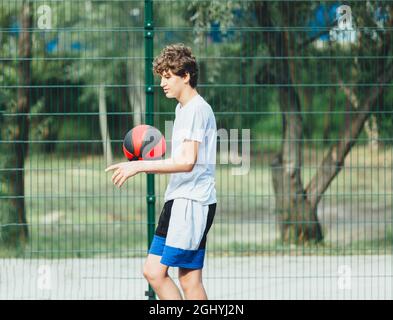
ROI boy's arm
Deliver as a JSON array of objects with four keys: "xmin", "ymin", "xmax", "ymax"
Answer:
[
  {"xmin": 137, "ymin": 139, "xmax": 199, "ymax": 174},
  {"xmin": 105, "ymin": 140, "xmax": 200, "ymax": 187}
]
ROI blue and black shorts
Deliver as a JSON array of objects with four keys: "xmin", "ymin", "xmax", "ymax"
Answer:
[{"xmin": 149, "ymin": 198, "xmax": 216, "ymax": 269}]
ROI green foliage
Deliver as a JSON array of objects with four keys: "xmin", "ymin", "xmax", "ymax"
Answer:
[{"xmin": 185, "ymin": 0, "xmax": 246, "ymax": 43}]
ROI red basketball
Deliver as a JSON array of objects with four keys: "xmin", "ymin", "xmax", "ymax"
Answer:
[{"xmin": 122, "ymin": 125, "xmax": 166, "ymax": 161}]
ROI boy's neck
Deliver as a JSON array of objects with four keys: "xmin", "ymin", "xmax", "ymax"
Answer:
[{"xmin": 178, "ymin": 87, "xmax": 199, "ymax": 108}]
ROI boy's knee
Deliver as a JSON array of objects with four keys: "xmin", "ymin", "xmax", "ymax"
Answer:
[
  {"xmin": 179, "ymin": 277, "xmax": 202, "ymax": 293},
  {"xmin": 143, "ymin": 265, "xmax": 166, "ymax": 283}
]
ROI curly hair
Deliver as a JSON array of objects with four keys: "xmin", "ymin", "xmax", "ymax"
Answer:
[{"xmin": 153, "ymin": 43, "xmax": 198, "ymax": 88}]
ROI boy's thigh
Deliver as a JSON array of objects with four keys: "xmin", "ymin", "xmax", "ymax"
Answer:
[{"xmin": 143, "ymin": 254, "xmax": 169, "ymax": 278}]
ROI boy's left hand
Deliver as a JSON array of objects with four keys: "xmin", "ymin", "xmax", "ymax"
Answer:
[{"xmin": 105, "ymin": 162, "xmax": 140, "ymax": 188}]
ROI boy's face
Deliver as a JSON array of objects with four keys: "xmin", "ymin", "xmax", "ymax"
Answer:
[{"xmin": 160, "ymin": 69, "xmax": 190, "ymax": 100}]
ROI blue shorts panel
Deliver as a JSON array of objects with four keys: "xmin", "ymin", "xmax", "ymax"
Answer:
[
  {"xmin": 161, "ymin": 245, "xmax": 206, "ymax": 269},
  {"xmin": 149, "ymin": 235, "xmax": 205, "ymax": 269},
  {"xmin": 149, "ymin": 235, "xmax": 166, "ymax": 256}
]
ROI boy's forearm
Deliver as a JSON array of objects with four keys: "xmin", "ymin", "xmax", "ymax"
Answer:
[{"xmin": 136, "ymin": 158, "xmax": 193, "ymax": 174}]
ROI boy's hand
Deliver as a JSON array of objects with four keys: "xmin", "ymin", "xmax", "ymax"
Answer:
[{"xmin": 105, "ymin": 162, "xmax": 140, "ymax": 188}]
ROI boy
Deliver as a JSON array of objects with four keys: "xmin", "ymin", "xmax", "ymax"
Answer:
[{"xmin": 105, "ymin": 44, "xmax": 217, "ymax": 300}]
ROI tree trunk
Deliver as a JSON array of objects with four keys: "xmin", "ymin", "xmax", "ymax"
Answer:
[
  {"xmin": 98, "ymin": 85, "xmax": 113, "ymax": 166},
  {"xmin": 127, "ymin": 62, "xmax": 145, "ymax": 127},
  {"xmin": 339, "ymin": 79, "xmax": 379, "ymax": 150},
  {"xmin": 272, "ymin": 66, "xmax": 323, "ymax": 242},
  {"xmin": 0, "ymin": 1, "xmax": 32, "ymax": 247},
  {"xmin": 306, "ymin": 65, "xmax": 393, "ymax": 210}
]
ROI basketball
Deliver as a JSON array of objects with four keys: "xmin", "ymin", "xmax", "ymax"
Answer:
[{"xmin": 122, "ymin": 124, "xmax": 166, "ymax": 161}]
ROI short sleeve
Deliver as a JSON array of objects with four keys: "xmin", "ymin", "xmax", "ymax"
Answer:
[{"xmin": 182, "ymin": 106, "xmax": 207, "ymax": 143}]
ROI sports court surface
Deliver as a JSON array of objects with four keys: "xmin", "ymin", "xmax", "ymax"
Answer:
[{"xmin": 1, "ymin": 256, "xmax": 391, "ymax": 300}]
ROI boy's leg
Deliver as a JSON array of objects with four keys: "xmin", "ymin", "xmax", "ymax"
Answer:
[
  {"xmin": 178, "ymin": 268, "xmax": 207, "ymax": 300},
  {"xmin": 143, "ymin": 254, "xmax": 183, "ymax": 300}
]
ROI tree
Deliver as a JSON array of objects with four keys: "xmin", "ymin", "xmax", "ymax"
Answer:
[
  {"xmin": 255, "ymin": 1, "xmax": 393, "ymax": 243},
  {"xmin": 0, "ymin": 0, "xmax": 32, "ymax": 247}
]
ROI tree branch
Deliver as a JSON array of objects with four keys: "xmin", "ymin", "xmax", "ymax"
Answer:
[{"xmin": 305, "ymin": 63, "xmax": 393, "ymax": 209}]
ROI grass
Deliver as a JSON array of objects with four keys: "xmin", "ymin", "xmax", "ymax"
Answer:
[
  {"xmin": 0, "ymin": 145, "xmax": 392, "ymax": 258},
  {"xmin": 206, "ymin": 221, "xmax": 393, "ymax": 257}
]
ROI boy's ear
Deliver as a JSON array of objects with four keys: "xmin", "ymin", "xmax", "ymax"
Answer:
[{"xmin": 183, "ymin": 72, "xmax": 190, "ymax": 84}]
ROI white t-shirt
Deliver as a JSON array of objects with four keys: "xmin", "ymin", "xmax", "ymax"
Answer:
[{"xmin": 164, "ymin": 94, "xmax": 217, "ymax": 205}]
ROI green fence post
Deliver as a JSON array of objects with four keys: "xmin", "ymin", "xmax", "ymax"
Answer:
[{"xmin": 144, "ymin": 0, "xmax": 156, "ymax": 301}]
